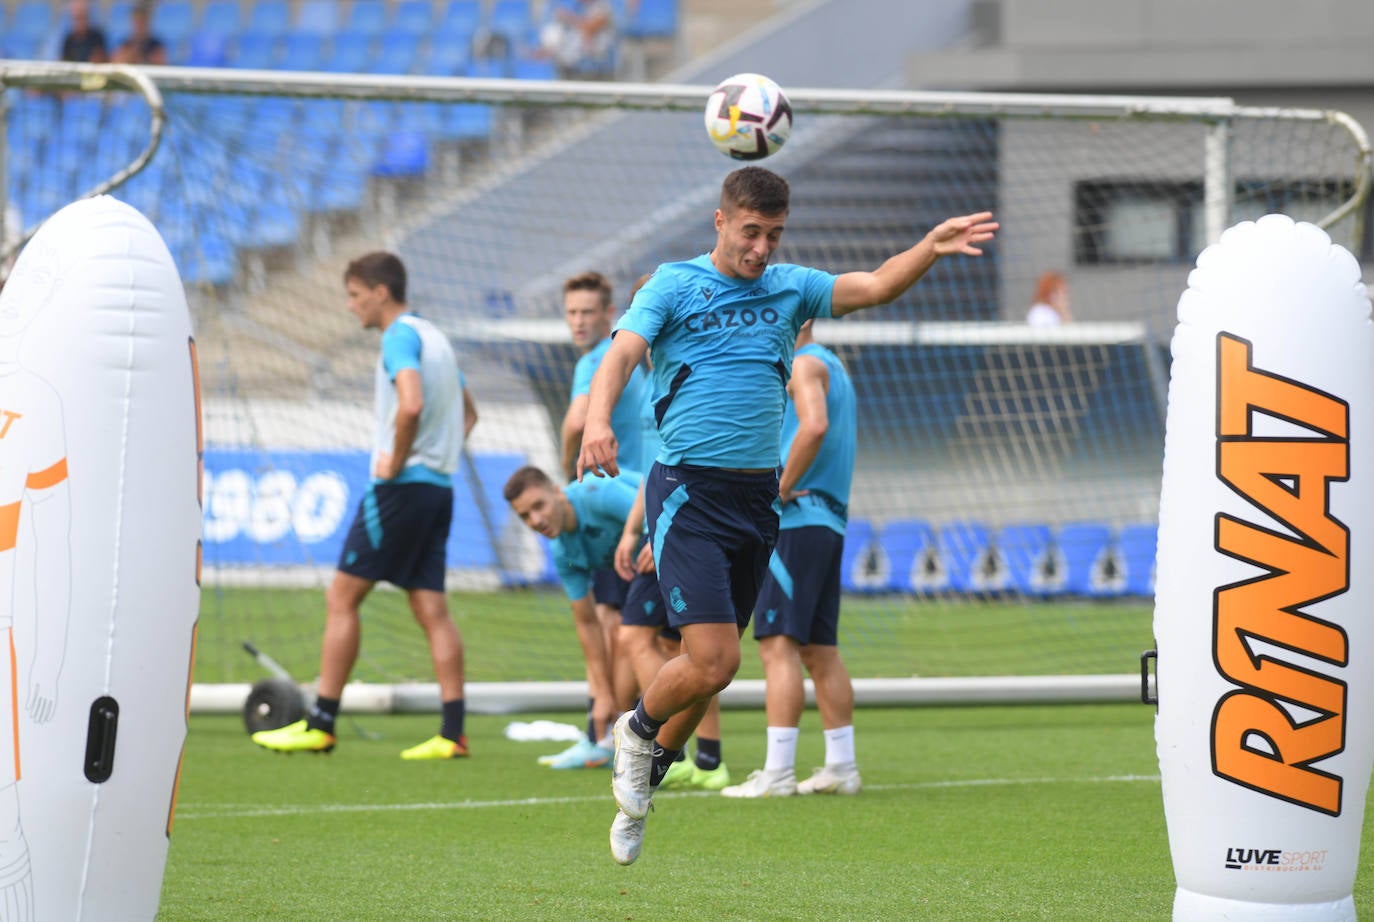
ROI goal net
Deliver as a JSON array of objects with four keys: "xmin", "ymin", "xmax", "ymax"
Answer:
[{"xmin": 1, "ymin": 63, "xmax": 1368, "ymax": 707}]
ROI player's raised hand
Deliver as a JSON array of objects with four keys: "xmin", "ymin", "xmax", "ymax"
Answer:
[
  {"xmin": 576, "ymin": 419, "xmax": 619, "ymax": 480},
  {"xmin": 929, "ymin": 212, "xmax": 998, "ymax": 257}
]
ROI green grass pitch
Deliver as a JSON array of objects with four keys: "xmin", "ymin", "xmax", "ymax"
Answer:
[{"xmin": 161, "ymin": 704, "xmax": 1374, "ymax": 920}]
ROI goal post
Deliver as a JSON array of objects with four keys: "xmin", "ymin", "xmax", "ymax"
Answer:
[{"xmin": 1, "ymin": 61, "xmax": 1369, "ymax": 712}]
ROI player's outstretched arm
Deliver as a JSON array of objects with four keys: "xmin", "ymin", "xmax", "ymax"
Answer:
[
  {"xmin": 576, "ymin": 330, "xmax": 648, "ymax": 480},
  {"xmin": 831, "ymin": 211, "xmax": 998, "ymax": 317}
]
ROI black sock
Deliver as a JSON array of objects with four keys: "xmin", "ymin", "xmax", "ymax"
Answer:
[
  {"xmin": 586, "ymin": 698, "xmax": 597, "ymax": 742},
  {"xmin": 626, "ymin": 700, "xmax": 663, "ymax": 741},
  {"xmin": 440, "ymin": 698, "xmax": 466, "ymax": 742},
  {"xmin": 307, "ymin": 695, "xmax": 339, "ymax": 734},
  {"xmin": 650, "ymin": 746, "xmax": 682, "ymax": 789},
  {"xmin": 695, "ymin": 737, "xmax": 721, "ymax": 771}
]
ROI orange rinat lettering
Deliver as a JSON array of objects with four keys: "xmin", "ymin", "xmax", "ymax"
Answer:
[
  {"xmin": 0, "ymin": 411, "xmax": 20, "ymax": 439},
  {"xmin": 1212, "ymin": 333, "xmax": 1349, "ymax": 816}
]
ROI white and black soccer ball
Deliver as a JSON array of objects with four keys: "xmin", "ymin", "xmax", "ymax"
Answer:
[{"xmin": 703, "ymin": 72, "xmax": 792, "ymax": 161}]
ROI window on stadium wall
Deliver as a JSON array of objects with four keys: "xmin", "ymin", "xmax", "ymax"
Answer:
[{"xmin": 1073, "ymin": 178, "xmax": 1367, "ymax": 264}]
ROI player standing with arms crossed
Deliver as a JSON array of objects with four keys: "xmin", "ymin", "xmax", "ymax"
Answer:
[
  {"xmin": 578, "ymin": 166, "xmax": 996, "ymax": 863},
  {"xmin": 253, "ymin": 252, "xmax": 478, "ymax": 759}
]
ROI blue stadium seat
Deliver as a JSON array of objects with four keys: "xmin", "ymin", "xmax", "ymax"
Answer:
[
  {"xmin": 838, "ymin": 519, "xmax": 887, "ymax": 594},
  {"xmin": 438, "ymin": 103, "xmax": 493, "ymax": 144},
  {"xmin": 371, "ymin": 130, "xmax": 430, "ymax": 178},
  {"xmin": 467, "ymin": 57, "xmax": 508, "ymax": 80},
  {"xmin": 294, "ymin": 0, "xmax": 339, "ymax": 35},
  {"xmin": 623, "ymin": 0, "xmax": 677, "ymax": 39},
  {"xmin": 395, "ymin": 0, "xmax": 439, "ymax": 36},
  {"xmin": 880, "ymin": 519, "xmax": 940, "ymax": 593},
  {"xmin": 108, "ymin": 2, "xmax": 135, "ymax": 32},
  {"xmin": 231, "ymin": 32, "xmax": 280, "ymax": 68},
  {"xmin": 938, "ymin": 520, "xmax": 1007, "ymax": 594},
  {"xmin": 438, "ymin": 0, "xmax": 483, "ymax": 37},
  {"xmin": 2, "ymin": 33, "xmax": 44, "ymax": 60},
  {"xmin": 246, "ymin": 0, "xmax": 291, "ymax": 36},
  {"xmin": 421, "ymin": 33, "xmax": 473, "ymax": 75},
  {"xmin": 326, "ymin": 31, "xmax": 374, "ymax": 72},
  {"xmin": 347, "ymin": 0, "xmax": 388, "ymax": 34},
  {"xmin": 180, "ymin": 231, "xmax": 237, "ymax": 287},
  {"xmin": 998, "ymin": 523, "xmax": 1063, "ymax": 596},
  {"xmin": 153, "ymin": 1, "xmax": 196, "ymax": 45},
  {"xmin": 198, "ymin": 0, "xmax": 242, "ymax": 37},
  {"xmin": 372, "ymin": 32, "xmax": 418, "ymax": 74},
  {"xmin": 11, "ymin": 2, "xmax": 52, "ymax": 40},
  {"xmin": 280, "ymin": 32, "xmax": 326, "ymax": 70},
  {"xmin": 512, "ymin": 56, "xmax": 557, "ymax": 81},
  {"xmin": 1117, "ymin": 524, "xmax": 1158, "ymax": 597},
  {"xmin": 184, "ymin": 32, "xmax": 228, "ymax": 66},
  {"xmin": 488, "ymin": 0, "xmax": 533, "ymax": 44},
  {"xmin": 1057, "ymin": 522, "xmax": 1123, "ymax": 597}
]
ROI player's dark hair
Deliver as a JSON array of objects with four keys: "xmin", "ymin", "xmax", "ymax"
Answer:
[
  {"xmin": 563, "ymin": 270, "xmax": 613, "ymax": 307},
  {"xmin": 344, "ymin": 251, "xmax": 407, "ymax": 304},
  {"xmin": 720, "ymin": 166, "xmax": 790, "ymax": 216},
  {"xmin": 503, "ymin": 465, "xmax": 555, "ymax": 502}
]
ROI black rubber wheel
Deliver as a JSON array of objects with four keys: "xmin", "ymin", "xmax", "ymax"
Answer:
[{"xmin": 242, "ymin": 678, "xmax": 307, "ymax": 735}]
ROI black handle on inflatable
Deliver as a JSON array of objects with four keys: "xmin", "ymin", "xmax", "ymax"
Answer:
[
  {"xmin": 83, "ymin": 696, "xmax": 120, "ymax": 783},
  {"xmin": 1139, "ymin": 650, "xmax": 1158, "ymax": 708}
]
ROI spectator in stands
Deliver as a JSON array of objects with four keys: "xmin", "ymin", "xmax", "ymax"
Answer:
[
  {"xmin": 540, "ymin": 0, "xmax": 617, "ymax": 78},
  {"xmin": 113, "ymin": 2, "xmax": 168, "ymax": 66},
  {"xmin": 1026, "ymin": 270, "xmax": 1071, "ymax": 326},
  {"xmin": 252, "ymin": 252, "xmax": 478, "ymax": 762},
  {"xmin": 577, "ymin": 165, "xmax": 995, "ymax": 865},
  {"xmin": 60, "ymin": 0, "xmax": 109, "ymax": 63}
]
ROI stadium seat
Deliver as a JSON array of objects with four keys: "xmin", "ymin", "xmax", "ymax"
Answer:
[
  {"xmin": 346, "ymin": 1, "xmax": 387, "ymax": 33},
  {"xmin": 438, "ymin": 103, "xmax": 493, "ymax": 144},
  {"xmin": 280, "ymin": 32, "xmax": 326, "ymax": 71},
  {"xmin": 1117, "ymin": 523, "xmax": 1158, "ymax": 597},
  {"xmin": 881, "ymin": 519, "xmax": 941, "ymax": 593},
  {"xmin": 622, "ymin": 0, "xmax": 677, "ymax": 39},
  {"xmin": 108, "ymin": 2, "xmax": 135, "ymax": 32},
  {"xmin": 839, "ymin": 519, "xmax": 887, "ymax": 594},
  {"xmin": 488, "ymin": 0, "xmax": 534, "ymax": 45},
  {"xmin": 180, "ymin": 231, "xmax": 237, "ymax": 288},
  {"xmin": 421, "ymin": 33, "xmax": 473, "ymax": 75},
  {"xmin": 246, "ymin": 0, "xmax": 291, "ymax": 36},
  {"xmin": 2, "ymin": 33, "xmax": 44, "ymax": 60},
  {"xmin": 395, "ymin": 0, "xmax": 440, "ymax": 37},
  {"xmin": 198, "ymin": 0, "xmax": 242, "ymax": 37},
  {"xmin": 938, "ymin": 520, "xmax": 1008, "ymax": 594},
  {"xmin": 372, "ymin": 32, "xmax": 418, "ymax": 75},
  {"xmin": 326, "ymin": 31, "xmax": 374, "ymax": 73},
  {"xmin": 231, "ymin": 32, "xmax": 280, "ymax": 68},
  {"xmin": 11, "ymin": 2, "xmax": 52, "ymax": 40},
  {"xmin": 371, "ymin": 130, "xmax": 430, "ymax": 178},
  {"xmin": 153, "ymin": 1, "xmax": 196, "ymax": 45},
  {"xmin": 1057, "ymin": 522, "xmax": 1123, "ymax": 597},
  {"xmin": 998, "ymin": 523, "xmax": 1064, "ymax": 596},
  {"xmin": 294, "ymin": 0, "xmax": 339, "ymax": 35},
  {"xmin": 438, "ymin": 0, "xmax": 483, "ymax": 38},
  {"xmin": 184, "ymin": 32, "xmax": 228, "ymax": 66},
  {"xmin": 512, "ymin": 56, "xmax": 557, "ymax": 81}
]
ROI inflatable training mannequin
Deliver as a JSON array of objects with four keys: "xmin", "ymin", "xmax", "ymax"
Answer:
[
  {"xmin": 0, "ymin": 195, "xmax": 200, "ymax": 920},
  {"xmin": 1154, "ymin": 214, "xmax": 1373, "ymax": 920}
]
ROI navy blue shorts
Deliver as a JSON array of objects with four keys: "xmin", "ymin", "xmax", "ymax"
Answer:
[
  {"xmin": 338, "ymin": 482, "xmax": 453, "ymax": 591},
  {"xmin": 592, "ymin": 568, "xmax": 630, "ymax": 609},
  {"xmin": 754, "ymin": 525, "xmax": 845, "ymax": 646},
  {"xmin": 622, "ymin": 569, "xmax": 665, "ymax": 628},
  {"xmin": 645, "ymin": 462, "xmax": 779, "ymax": 630}
]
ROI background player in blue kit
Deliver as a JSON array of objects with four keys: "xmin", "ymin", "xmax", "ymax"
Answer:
[
  {"xmin": 254, "ymin": 252, "xmax": 478, "ymax": 760},
  {"xmin": 722, "ymin": 319, "xmax": 862, "ymax": 799},
  {"xmin": 576, "ymin": 166, "xmax": 996, "ymax": 864},
  {"xmin": 503, "ymin": 465, "xmax": 642, "ymax": 769}
]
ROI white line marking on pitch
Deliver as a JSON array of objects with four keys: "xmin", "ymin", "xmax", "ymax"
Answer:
[{"xmin": 177, "ymin": 774, "xmax": 1161, "ymax": 821}]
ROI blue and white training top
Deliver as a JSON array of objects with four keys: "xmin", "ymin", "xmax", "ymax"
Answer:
[
  {"xmin": 614, "ymin": 255, "xmax": 836, "ymax": 469},
  {"xmin": 374, "ymin": 312, "xmax": 465, "ymax": 487},
  {"xmin": 551, "ymin": 472, "xmax": 642, "ymax": 600},
  {"xmin": 780, "ymin": 342, "xmax": 856, "ymax": 535},
  {"xmin": 572, "ymin": 336, "xmax": 647, "ymax": 477}
]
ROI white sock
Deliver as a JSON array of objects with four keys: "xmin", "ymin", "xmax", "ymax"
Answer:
[
  {"xmin": 823, "ymin": 725, "xmax": 856, "ymax": 766},
  {"xmin": 763, "ymin": 726, "xmax": 798, "ymax": 772}
]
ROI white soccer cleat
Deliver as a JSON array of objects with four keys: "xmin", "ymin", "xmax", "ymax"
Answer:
[
  {"xmin": 720, "ymin": 767, "xmax": 797, "ymax": 799},
  {"xmin": 609, "ymin": 809, "xmax": 646, "ymax": 865},
  {"xmin": 796, "ymin": 762, "xmax": 862, "ymax": 796},
  {"xmin": 611, "ymin": 712, "xmax": 655, "ymax": 819}
]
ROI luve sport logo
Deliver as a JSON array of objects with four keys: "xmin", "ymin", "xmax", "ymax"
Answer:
[{"xmin": 1210, "ymin": 332, "xmax": 1349, "ymax": 817}]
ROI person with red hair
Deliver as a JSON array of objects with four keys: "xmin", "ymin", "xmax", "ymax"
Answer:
[{"xmin": 1027, "ymin": 270, "xmax": 1071, "ymax": 326}]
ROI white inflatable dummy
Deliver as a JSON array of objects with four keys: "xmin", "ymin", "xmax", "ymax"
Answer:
[
  {"xmin": 1154, "ymin": 214, "xmax": 1373, "ymax": 920},
  {"xmin": 0, "ymin": 196, "xmax": 201, "ymax": 920}
]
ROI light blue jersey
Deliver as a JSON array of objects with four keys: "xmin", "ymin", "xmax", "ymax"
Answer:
[
  {"xmin": 551, "ymin": 473, "xmax": 642, "ymax": 600},
  {"xmin": 572, "ymin": 336, "xmax": 647, "ymax": 476},
  {"xmin": 615, "ymin": 256, "xmax": 836, "ymax": 469},
  {"xmin": 780, "ymin": 343, "xmax": 855, "ymax": 535},
  {"xmin": 375, "ymin": 313, "xmax": 465, "ymax": 487}
]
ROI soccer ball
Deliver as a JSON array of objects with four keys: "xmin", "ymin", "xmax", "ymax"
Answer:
[{"xmin": 704, "ymin": 73, "xmax": 792, "ymax": 161}]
